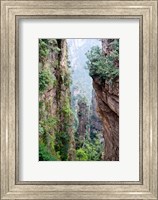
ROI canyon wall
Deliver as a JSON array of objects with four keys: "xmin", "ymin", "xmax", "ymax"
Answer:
[
  {"xmin": 77, "ymin": 98, "xmax": 89, "ymax": 142},
  {"xmin": 90, "ymin": 90, "xmax": 104, "ymax": 142},
  {"xmin": 93, "ymin": 39, "xmax": 119, "ymax": 161},
  {"xmin": 39, "ymin": 39, "xmax": 75, "ymax": 161}
]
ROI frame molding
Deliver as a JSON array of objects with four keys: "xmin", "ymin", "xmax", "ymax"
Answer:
[{"xmin": 1, "ymin": 0, "xmax": 157, "ymax": 199}]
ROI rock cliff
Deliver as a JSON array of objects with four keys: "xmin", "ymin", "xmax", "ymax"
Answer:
[
  {"xmin": 93, "ymin": 39, "xmax": 119, "ymax": 161},
  {"xmin": 39, "ymin": 39, "xmax": 75, "ymax": 161},
  {"xmin": 90, "ymin": 90, "xmax": 104, "ymax": 142},
  {"xmin": 77, "ymin": 97, "xmax": 89, "ymax": 142}
]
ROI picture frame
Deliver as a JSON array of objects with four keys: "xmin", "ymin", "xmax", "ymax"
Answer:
[{"xmin": 0, "ymin": 0, "xmax": 157, "ymax": 199}]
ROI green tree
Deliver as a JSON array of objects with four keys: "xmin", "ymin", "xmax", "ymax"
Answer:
[
  {"xmin": 76, "ymin": 148, "xmax": 88, "ymax": 161},
  {"xmin": 86, "ymin": 40, "xmax": 119, "ymax": 82}
]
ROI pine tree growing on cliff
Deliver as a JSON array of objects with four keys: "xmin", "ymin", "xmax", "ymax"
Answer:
[{"xmin": 85, "ymin": 39, "xmax": 119, "ymax": 82}]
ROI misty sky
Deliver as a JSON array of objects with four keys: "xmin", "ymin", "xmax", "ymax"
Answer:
[{"xmin": 67, "ymin": 39, "xmax": 101, "ymax": 104}]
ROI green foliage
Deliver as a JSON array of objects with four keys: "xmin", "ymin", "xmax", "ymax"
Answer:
[
  {"xmin": 39, "ymin": 123, "xmax": 45, "ymax": 136},
  {"xmin": 39, "ymin": 100, "xmax": 46, "ymax": 121},
  {"xmin": 55, "ymin": 97, "xmax": 72, "ymax": 161},
  {"xmin": 39, "ymin": 115, "xmax": 58, "ymax": 156},
  {"xmin": 62, "ymin": 98, "xmax": 73, "ymax": 117},
  {"xmin": 39, "ymin": 39, "xmax": 61, "ymax": 63},
  {"xmin": 48, "ymin": 39, "xmax": 61, "ymax": 53},
  {"xmin": 83, "ymin": 137, "xmax": 103, "ymax": 161},
  {"xmin": 39, "ymin": 116, "xmax": 58, "ymax": 136},
  {"xmin": 39, "ymin": 39, "xmax": 49, "ymax": 62},
  {"xmin": 39, "ymin": 39, "xmax": 74, "ymax": 161},
  {"xmin": 53, "ymin": 60, "xmax": 59, "ymax": 70},
  {"xmin": 52, "ymin": 46, "xmax": 61, "ymax": 53},
  {"xmin": 74, "ymin": 132, "xmax": 84, "ymax": 149},
  {"xmin": 75, "ymin": 134, "xmax": 103, "ymax": 161},
  {"xmin": 73, "ymin": 95, "xmax": 104, "ymax": 161},
  {"xmin": 38, "ymin": 38, "xmax": 106, "ymax": 161},
  {"xmin": 63, "ymin": 72, "xmax": 72, "ymax": 87},
  {"xmin": 39, "ymin": 69, "xmax": 54, "ymax": 92},
  {"xmin": 111, "ymin": 39, "xmax": 119, "ymax": 52},
  {"xmin": 55, "ymin": 131, "xmax": 70, "ymax": 161},
  {"xmin": 39, "ymin": 122, "xmax": 62, "ymax": 161},
  {"xmin": 76, "ymin": 148, "xmax": 88, "ymax": 161},
  {"xmin": 86, "ymin": 40, "xmax": 119, "ymax": 82},
  {"xmin": 39, "ymin": 142, "xmax": 57, "ymax": 161}
]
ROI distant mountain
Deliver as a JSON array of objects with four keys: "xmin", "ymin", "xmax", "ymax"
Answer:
[{"xmin": 67, "ymin": 39, "xmax": 101, "ymax": 104}]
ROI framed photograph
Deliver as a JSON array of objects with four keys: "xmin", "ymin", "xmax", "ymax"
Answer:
[{"xmin": 0, "ymin": 0, "xmax": 157, "ymax": 199}]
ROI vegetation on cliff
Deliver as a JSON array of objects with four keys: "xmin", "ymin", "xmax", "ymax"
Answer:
[
  {"xmin": 39, "ymin": 39, "xmax": 119, "ymax": 161},
  {"xmin": 86, "ymin": 39, "xmax": 119, "ymax": 82},
  {"xmin": 86, "ymin": 39, "xmax": 119, "ymax": 161},
  {"xmin": 39, "ymin": 39, "xmax": 74, "ymax": 161}
]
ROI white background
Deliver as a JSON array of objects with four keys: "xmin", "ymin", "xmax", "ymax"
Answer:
[{"xmin": 19, "ymin": 19, "xmax": 139, "ymax": 181}]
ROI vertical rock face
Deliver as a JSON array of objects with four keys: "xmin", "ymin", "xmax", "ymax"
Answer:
[
  {"xmin": 39, "ymin": 39, "xmax": 75, "ymax": 161},
  {"xmin": 93, "ymin": 39, "xmax": 119, "ymax": 161},
  {"xmin": 77, "ymin": 98, "xmax": 89, "ymax": 142},
  {"xmin": 55, "ymin": 40, "xmax": 75, "ymax": 160},
  {"xmin": 90, "ymin": 90, "xmax": 104, "ymax": 142}
]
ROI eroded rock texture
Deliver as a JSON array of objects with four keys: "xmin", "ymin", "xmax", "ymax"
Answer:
[
  {"xmin": 77, "ymin": 98, "xmax": 89, "ymax": 142},
  {"xmin": 90, "ymin": 90, "xmax": 104, "ymax": 143},
  {"xmin": 93, "ymin": 39, "xmax": 119, "ymax": 161},
  {"xmin": 39, "ymin": 39, "xmax": 75, "ymax": 161}
]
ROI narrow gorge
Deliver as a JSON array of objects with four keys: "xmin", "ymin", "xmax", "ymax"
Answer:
[{"xmin": 39, "ymin": 38, "xmax": 119, "ymax": 161}]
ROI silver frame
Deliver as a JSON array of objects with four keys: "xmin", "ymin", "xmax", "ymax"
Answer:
[{"xmin": 0, "ymin": 1, "xmax": 157, "ymax": 199}]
